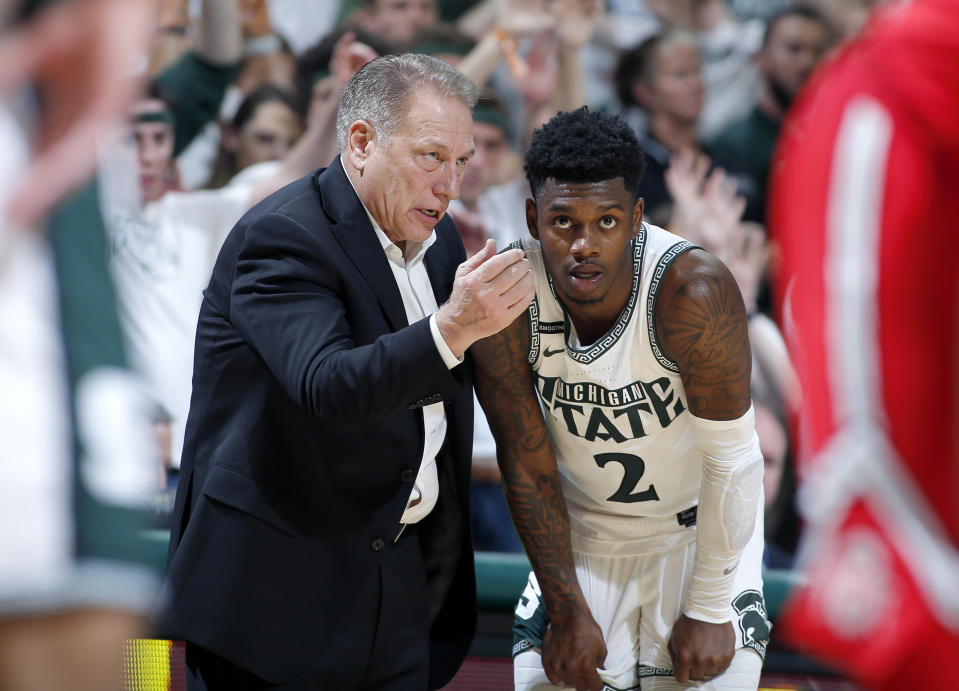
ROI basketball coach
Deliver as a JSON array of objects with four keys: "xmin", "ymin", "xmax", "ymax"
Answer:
[{"xmin": 154, "ymin": 53, "xmax": 534, "ymax": 690}]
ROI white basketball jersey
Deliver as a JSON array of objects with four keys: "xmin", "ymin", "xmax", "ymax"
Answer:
[{"xmin": 518, "ymin": 224, "xmax": 701, "ymax": 556}]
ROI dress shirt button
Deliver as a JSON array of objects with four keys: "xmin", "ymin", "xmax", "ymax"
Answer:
[
  {"xmin": 370, "ymin": 538, "xmax": 385, "ymax": 551},
  {"xmin": 400, "ymin": 469, "xmax": 414, "ymax": 483}
]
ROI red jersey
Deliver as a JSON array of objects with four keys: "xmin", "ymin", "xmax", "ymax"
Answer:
[{"xmin": 771, "ymin": 1, "xmax": 959, "ymax": 687}]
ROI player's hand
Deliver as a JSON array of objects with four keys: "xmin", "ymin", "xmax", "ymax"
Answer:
[
  {"xmin": 667, "ymin": 614, "xmax": 735, "ymax": 683},
  {"xmin": 436, "ymin": 239, "xmax": 534, "ymax": 358},
  {"xmin": 541, "ymin": 610, "xmax": 607, "ymax": 691}
]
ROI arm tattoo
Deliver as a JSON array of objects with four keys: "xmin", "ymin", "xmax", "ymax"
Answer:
[
  {"xmin": 471, "ymin": 316, "xmax": 584, "ymax": 618},
  {"xmin": 659, "ymin": 269, "xmax": 752, "ymax": 419}
]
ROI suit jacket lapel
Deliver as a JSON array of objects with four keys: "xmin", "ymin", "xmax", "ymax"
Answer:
[{"xmin": 320, "ymin": 159, "xmax": 408, "ymax": 332}]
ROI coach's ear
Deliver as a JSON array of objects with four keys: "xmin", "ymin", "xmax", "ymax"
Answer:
[
  {"xmin": 346, "ymin": 120, "xmax": 376, "ymax": 171},
  {"xmin": 526, "ymin": 198, "xmax": 539, "ymax": 240}
]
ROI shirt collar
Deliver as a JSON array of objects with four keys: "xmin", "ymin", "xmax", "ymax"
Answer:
[{"xmin": 339, "ymin": 157, "xmax": 436, "ymax": 265}]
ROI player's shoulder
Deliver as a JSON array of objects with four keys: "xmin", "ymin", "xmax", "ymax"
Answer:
[
  {"xmin": 654, "ymin": 246, "xmax": 742, "ymax": 332},
  {"xmin": 661, "ymin": 245, "xmax": 730, "ymax": 294}
]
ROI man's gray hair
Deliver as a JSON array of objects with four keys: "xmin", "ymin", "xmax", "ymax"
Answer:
[{"xmin": 336, "ymin": 53, "xmax": 479, "ymax": 152}]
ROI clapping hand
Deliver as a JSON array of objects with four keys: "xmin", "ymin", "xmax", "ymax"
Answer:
[{"xmin": 665, "ymin": 149, "xmax": 746, "ymax": 257}]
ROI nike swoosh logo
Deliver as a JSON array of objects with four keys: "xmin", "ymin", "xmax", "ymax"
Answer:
[
  {"xmin": 723, "ymin": 562, "xmax": 739, "ymax": 575},
  {"xmin": 543, "ymin": 347, "xmax": 565, "ymax": 357}
]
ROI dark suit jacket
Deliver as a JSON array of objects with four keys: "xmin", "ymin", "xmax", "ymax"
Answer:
[{"xmin": 156, "ymin": 159, "xmax": 477, "ymax": 687}]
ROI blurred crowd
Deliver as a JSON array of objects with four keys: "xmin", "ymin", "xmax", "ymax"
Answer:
[
  {"xmin": 0, "ymin": 0, "xmax": 896, "ymax": 686},
  {"xmin": 126, "ymin": 0, "xmax": 860, "ymax": 569},
  {"xmin": 8, "ymin": 0, "xmax": 888, "ymax": 561}
]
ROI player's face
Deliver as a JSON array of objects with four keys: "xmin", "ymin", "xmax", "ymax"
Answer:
[
  {"xmin": 348, "ymin": 88, "xmax": 474, "ymax": 250},
  {"xmin": 528, "ymin": 177, "xmax": 643, "ymax": 320}
]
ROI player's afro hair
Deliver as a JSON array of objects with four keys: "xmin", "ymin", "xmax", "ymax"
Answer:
[{"xmin": 524, "ymin": 107, "xmax": 646, "ymax": 203}]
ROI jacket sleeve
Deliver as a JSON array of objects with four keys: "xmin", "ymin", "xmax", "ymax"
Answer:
[{"xmin": 227, "ymin": 211, "xmax": 466, "ymax": 432}]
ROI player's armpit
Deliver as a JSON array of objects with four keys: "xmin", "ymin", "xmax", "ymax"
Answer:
[{"xmin": 655, "ymin": 249, "xmax": 752, "ymax": 421}]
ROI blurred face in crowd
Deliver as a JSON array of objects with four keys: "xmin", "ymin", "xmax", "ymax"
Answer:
[
  {"xmin": 754, "ymin": 402, "xmax": 787, "ymax": 512},
  {"xmin": 761, "ymin": 14, "xmax": 830, "ymax": 107},
  {"xmin": 226, "ymin": 99, "xmax": 303, "ymax": 173},
  {"xmin": 460, "ymin": 121, "xmax": 508, "ymax": 208},
  {"xmin": 347, "ymin": 87, "xmax": 474, "ymax": 250},
  {"xmin": 131, "ymin": 99, "xmax": 175, "ymax": 204},
  {"xmin": 636, "ymin": 36, "xmax": 704, "ymax": 126},
  {"xmin": 366, "ymin": 0, "xmax": 438, "ymax": 47}
]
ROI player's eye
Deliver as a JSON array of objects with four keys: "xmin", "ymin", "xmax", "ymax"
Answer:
[
  {"xmin": 554, "ymin": 216, "xmax": 573, "ymax": 229},
  {"xmin": 599, "ymin": 216, "xmax": 617, "ymax": 229},
  {"xmin": 426, "ymin": 151, "xmax": 439, "ymax": 160},
  {"xmin": 456, "ymin": 156, "xmax": 470, "ymax": 166}
]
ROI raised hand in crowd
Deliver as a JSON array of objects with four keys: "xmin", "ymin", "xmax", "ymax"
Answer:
[
  {"xmin": 665, "ymin": 148, "xmax": 745, "ymax": 257},
  {"xmin": 723, "ymin": 221, "xmax": 768, "ymax": 315},
  {"xmin": 553, "ymin": 0, "xmax": 603, "ymax": 51},
  {"xmin": 305, "ymin": 30, "xmax": 378, "ymax": 169},
  {"xmin": 0, "ymin": 0, "xmax": 155, "ymax": 228}
]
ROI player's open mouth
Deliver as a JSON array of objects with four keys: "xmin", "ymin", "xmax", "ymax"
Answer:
[
  {"xmin": 418, "ymin": 208, "xmax": 440, "ymax": 219},
  {"xmin": 569, "ymin": 265, "xmax": 602, "ymax": 289}
]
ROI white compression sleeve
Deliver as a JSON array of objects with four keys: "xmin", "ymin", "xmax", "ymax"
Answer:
[{"xmin": 684, "ymin": 405, "xmax": 763, "ymax": 623}]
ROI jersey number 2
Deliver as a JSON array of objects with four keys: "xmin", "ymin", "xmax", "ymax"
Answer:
[{"xmin": 595, "ymin": 453, "xmax": 660, "ymax": 503}]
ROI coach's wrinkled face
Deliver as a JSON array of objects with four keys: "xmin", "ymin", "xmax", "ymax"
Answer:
[
  {"xmin": 527, "ymin": 177, "xmax": 643, "ymax": 322},
  {"xmin": 347, "ymin": 87, "xmax": 474, "ymax": 253}
]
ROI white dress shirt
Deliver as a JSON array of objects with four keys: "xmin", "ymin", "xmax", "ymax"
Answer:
[{"xmin": 341, "ymin": 159, "xmax": 462, "ymax": 524}]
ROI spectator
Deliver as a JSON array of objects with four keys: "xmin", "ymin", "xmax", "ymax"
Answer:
[
  {"xmin": 753, "ymin": 401, "xmax": 794, "ymax": 570},
  {"xmin": 107, "ymin": 43, "xmax": 358, "ymax": 477},
  {"xmin": 173, "ymin": 0, "xmax": 303, "ymax": 190},
  {"xmin": 448, "ymin": 94, "xmax": 526, "ymax": 252},
  {"xmin": 343, "ymin": 0, "xmax": 440, "ymax": 50},
  {"xmin": 643, "ymin": 0, "xmax": 765, "ymax": 139},
  {"xmin": 616, "ymin": 29, "xmax": 707, "ymax": 225},
  {"xmin": 203, "ymin": 83, "xmax": 304, "ymax": 190},
  {"xmin": 709, "ymin": 5, "xmax": 831, "ymax": 223},
  {"xmin": 410, "ymin": 21, "xmax": 477, "ymax": 66}
]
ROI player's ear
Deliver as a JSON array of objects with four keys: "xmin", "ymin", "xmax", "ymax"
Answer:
[
  {"xmin": 526, "ymin": 197, "xmax": 539, "ymax": 239},
  {"xmin": 631, "ymin": 197, "xmax": 644, "ymax": 239}
]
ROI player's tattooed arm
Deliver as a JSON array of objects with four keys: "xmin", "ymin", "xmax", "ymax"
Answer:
[
  {"xmin": 471, "ymin": 312, "xmax": 577, "ymax": 614},
  {"xmin": 471, "ymin": 314, "xmax": 607, "ymax": 690},
  {"xmin": 655, "ymin": 249, "xmax": 752, "ymax": 421}
]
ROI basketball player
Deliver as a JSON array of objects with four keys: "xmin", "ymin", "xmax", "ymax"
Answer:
[
  {"xmin": 472, "ymin": 107, "xmax": 768, "ymax": 691},
  {"xmin": 771, "ymin": 1, "xmax": 959, "ymax": 688}
]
